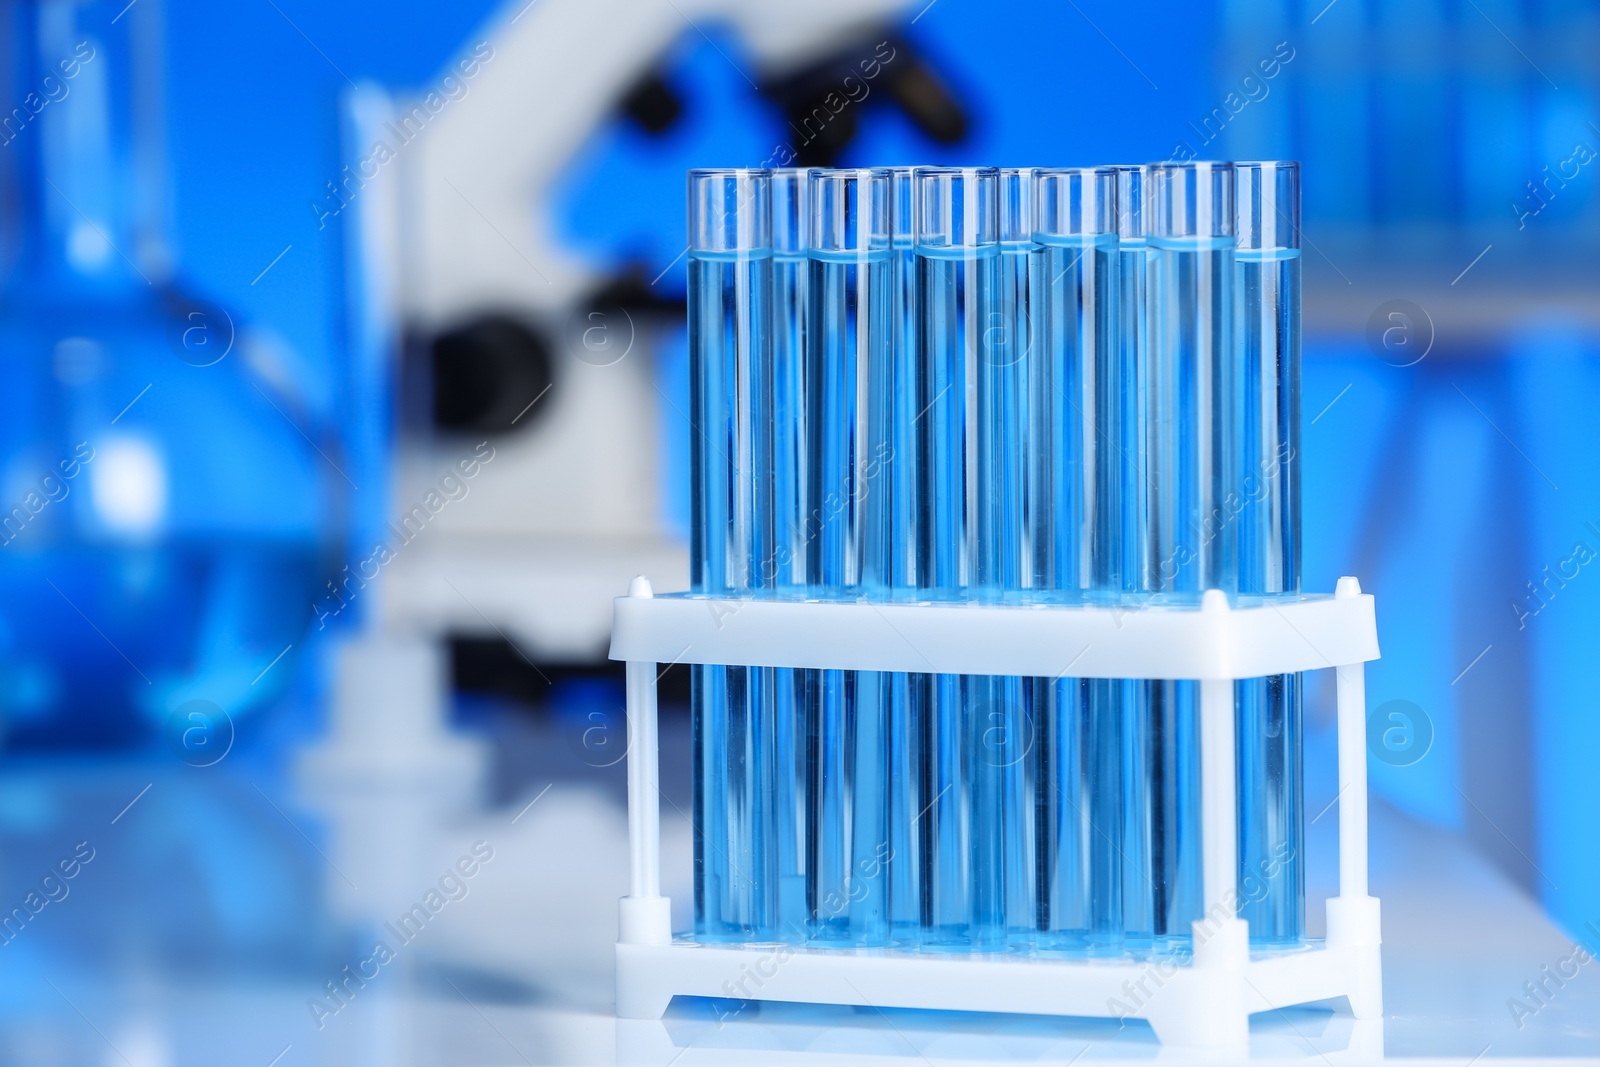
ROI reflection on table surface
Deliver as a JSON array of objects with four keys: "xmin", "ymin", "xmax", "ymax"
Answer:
[{"xmin": 1, "ymin": 703, "xmax": 1596, "ymax": 1066}]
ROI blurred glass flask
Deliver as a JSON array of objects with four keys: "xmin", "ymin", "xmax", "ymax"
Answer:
[{"xmin": 0, "ymin": 0, "xmax": 340, "ymax": 747}]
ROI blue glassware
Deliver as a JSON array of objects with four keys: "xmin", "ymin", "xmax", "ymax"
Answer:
[
  {"xmin": 0, "ymin": 0, "xmax": 336, "ymax": 747},
  {"xmin": 885, "ymin": 167, "xmax": 926, "ymax": 944},
  {"xmin": 1032, "ymin": 168, "xmax": 1123, "ymax": 952},
  {"xmin": 1145, "ymin": 161, "xmax": 1238, "ymax": 948},
  {"xmin": 770, "ymin": 168, "xmax": 811, "ymax": 938},
  {"xmin": 1234, "ymin": 161, "xmax": 1304, "ymax": 945},
  {"xmin": 804, "ymin": 169, "xmax": 893, "ymax": 946},
  {"xmin": 688, "ymin": 168, "xmax": 777, "ymax": 941},
  {"xmin": 913, "ymin": 167, "xmax": 1004, "ymax": 951}
]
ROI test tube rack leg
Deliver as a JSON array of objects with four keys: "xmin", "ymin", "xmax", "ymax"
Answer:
[{"xmin": 611, "ymin": 576, "xmax": 1383, "ymax": 1049}]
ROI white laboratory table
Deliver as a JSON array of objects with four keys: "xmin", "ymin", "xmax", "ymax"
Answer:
[{"xmin": 5, "ymin": 735, "xmax": 1597, "ymax": 1066}]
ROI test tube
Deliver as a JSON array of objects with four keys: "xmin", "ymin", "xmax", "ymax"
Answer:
[
  {"xmin": 1145, "ymin": 161, "xmax": 1237, "ymax": 948},
  {"xmin": 883, "ymin": 164, "xmax": 934, "ymax": 940},
  {"xmin": 804, "ymin": 168, "xmax": 893, "ymax": 946},
  {"xmin": 1234, "ymin": 160, "xmax": 1303, "ymax": 945},
  {"xmin": 687, "ymin": 168, "xmax": 777, "ymax": 942},
  {"xmin": 1031, "ymin": 167, "xmax": 1122, "ymax": 951},
  {"xmin": 914, "ymin": 166, "xmax": 1002, "ymax": 951},
  {"xmin": 770, "ymin": 168, "xmax": 811, "ymax": 939},
  {"xmin": 993, "ymin": 168, "xmax": 1037, "ymax": 947},
  {"xmin": 1114, "ymin": 165, "xmax": 1157, "ymax": 949},
  {"xmin": 885, "ymin": 167, "xmax": 925, "ymax": 943}
]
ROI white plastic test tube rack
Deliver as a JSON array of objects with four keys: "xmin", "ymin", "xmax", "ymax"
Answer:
[{"xmin": 610, "ymin": 575, "xmax": 1383, "ymax": 1048}]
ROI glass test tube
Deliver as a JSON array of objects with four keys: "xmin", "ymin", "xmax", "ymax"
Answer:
[
  {"xmin": 770, "ymin": 168, "xmax": 811, "ymax": 940},
  {"xmin": 886, "ymin": 167, "xmax": 924, "ymax": 942},
  {"xmin": 1114, "ymin": 165, "xmax": 1157, "ymax": 948},
  {"xmin": 914, "ymin": 167, "xmax": 1002, "ymax": 951},
  {"xmin": 688, "ymin": 168, "xmax": 777, "ymax": 942},
  {"xmin": 1031, "ymin": 168, "xmax": 1123, "ymax": 951},
  {"xmin": 804, "ymin": 169, "xmax": 893, "ymax": 946},
  {"xmin": 1146, "ymin": 161, "xmax": 1237, "ymax": 948},
  {"xmin": 993, "ymin": 169, "xmax": 1037, "ymax": 946},
  {"xmin": 1233, "ymin": 161, "xmax": 1303, "ymax": 945}
]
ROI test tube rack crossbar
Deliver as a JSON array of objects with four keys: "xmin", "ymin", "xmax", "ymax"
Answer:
[{"xmin": 610, "ymin": 576, "xmax": 1383, "ymax": 1049}]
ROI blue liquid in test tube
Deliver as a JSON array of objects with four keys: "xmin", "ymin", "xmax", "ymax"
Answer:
[
  {"xmin": 804, "ymin": 169, "xmax": 893, "ymax": 946},
  {"xmin": 886, "ymin": 167, "xmax": 925, "ymax": 943},
  {"xmin": 993, "ymin": 168, "xmax": 1038, "ymax": 947},
  {"xmin": 1113, "ymin": 165, "xmax": 1157, "ymax": 949},
  {"xmin": 914, "ymin": 167, "xmax": 1002, "ymax": 951},
  {"xmin": 1032, "ymin": 168, "xmax": 1123, "ymax": 952},
  {"xmin": 1145, "ymin": 161, "xmax": 1238, "ymax": 949},
  {"xmin": 1234, "ymin": 161, "xmax": 1303, "ymax": 945},
  {"xmin": 688, "ymin": 169, "xmax": 777, "ymax": 942},
  {"xmin": 770, "ymin": 168, "xmax": 811, "ymax": 939}
]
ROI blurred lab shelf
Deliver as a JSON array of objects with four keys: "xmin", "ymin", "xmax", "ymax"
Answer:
[{"xmin": 1301, "ymin": 237, "xmax": 1600, "ymax": 352}]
